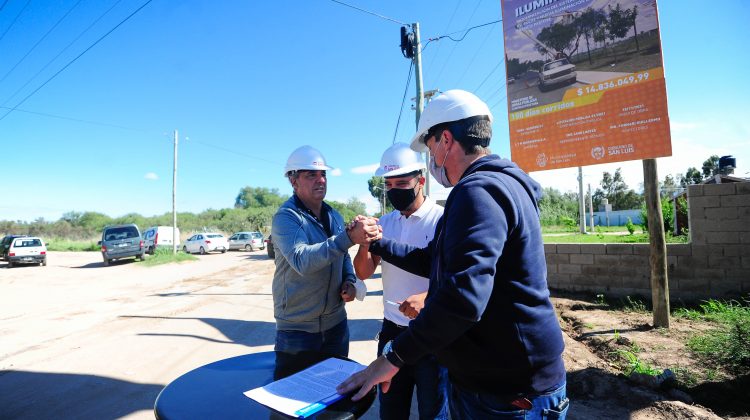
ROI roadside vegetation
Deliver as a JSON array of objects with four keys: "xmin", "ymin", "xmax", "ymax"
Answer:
[
  {"xmin": 0, "ymin": 186, "xmax": 367, "ymax": 244},
  {"xmin": 558, "ymin": 293, "xmax": 750, "ymax": 417},
  {"xmin": 543, "ymin": 231, "xmax": 688, "ymax": 244},
  {"xmin": 46, "ymin": 239, "xmax": 99, "ymax": 252},
  {"xmin": 1, "ymin": 157, "xmax": 723, "ymax": 246},
  {"xmin": 676, "ymin": 299, "xmax": 750, "ymax": 377},
  {"xmin": 140, "ymin": 248, "xmax": 198, "ymax": 267}
]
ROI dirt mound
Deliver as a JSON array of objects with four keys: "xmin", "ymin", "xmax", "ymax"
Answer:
[{"xmin": 556, "ymin": 297, "xmax": 724, "ymax": 419}]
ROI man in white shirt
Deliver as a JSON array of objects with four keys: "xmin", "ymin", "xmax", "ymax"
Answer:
[{"xmin": 353, "ymin": 143, "xmax": 448, "ymax": 420}]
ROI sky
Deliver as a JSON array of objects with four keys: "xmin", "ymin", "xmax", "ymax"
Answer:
[{"xmin": 1, "ymin": 0, "xmax": 749, "ymax": 222}]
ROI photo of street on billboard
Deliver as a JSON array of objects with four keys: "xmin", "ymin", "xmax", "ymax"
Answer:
[
  {"xmin": 503, "ymin": 0, "xmax": 662, "ymax": 112},
  {"xmin": 500, "ymin": 0, "xmax": 671, "ymax": 172}
]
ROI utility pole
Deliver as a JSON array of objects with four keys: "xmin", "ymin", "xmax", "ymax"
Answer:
[
  {"xmin": 172, "ymin": 129, "xmax": 178, "ymax": 255},
  {"xmin": 578, "ymin": 167, "xmax": 586, "ymax": 234},
  {"xmin": 401, "ymin": 23, "xmax": 430, "ymax": 195},
  {"xmin": 643, "ymin": 158, "xmax": 670, "ymax": 328},
  {"xmin": 588, "ymin": 183, "xmax": 595, "ymax": 232},
  {"xmin": 411, "ymin": 22, "xmax": 428, "ymax": 196}
]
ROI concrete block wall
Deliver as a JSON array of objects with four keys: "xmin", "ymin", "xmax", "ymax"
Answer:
[{"xmin": 546, "ymin": 182, "xmax": 750, "ymax": 301}]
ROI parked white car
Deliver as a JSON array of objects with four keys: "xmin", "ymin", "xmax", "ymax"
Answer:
[
  {"xmin": 143, "ymin": 226, "xmax": 181, "ymax": 254},
  {"xmin": 538, "ymin": 58, "xmax": 576, "ymax": 91},
  {"xmin": 183, "ymin": 233, "xmax": 228, "ymax": 254},
  {"xmin": 228, "ymin": 231, "xmax": 265, "ymax": 251},
  {"xmin": 7, "ymin": 236, "xmax": 47, "ymax": 267}
]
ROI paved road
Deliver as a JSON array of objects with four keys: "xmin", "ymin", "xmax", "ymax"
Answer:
[
  {"xmin": 0, "ymin": 251, "xmax": 387, "ymax": 419},
  {"xmin": 507, "ymin": 69, "xmax": 633, "ymax": 112}
]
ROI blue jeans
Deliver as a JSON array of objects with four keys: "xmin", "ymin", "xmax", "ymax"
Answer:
[
  {"xmin": 274, "ymin": 319, "xmax": 349, "ymax": 357},
  {"xmin": 449, "ymin": 381, "xmax": 568, "ymax": 419},
  {"xmin": 377, "ymin": 319, "xmax": 449, "ymax": 420}
]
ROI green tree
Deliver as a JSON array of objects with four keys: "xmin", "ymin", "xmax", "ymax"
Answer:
[
  {"xmin": 660, "ymin": 174, "xmax": 680, "ymax": 198},
  {"xmin": 701, "ymin": 155, "xmax": 720, "ymax": 179},
  {"xmin": 538, "ymin": 187, "xmax": 579, "ymax": 227},
  {"xmin": 640, "ymin": 197, "xmax": 675, "ymax": 234},
  {"xmin": 630, "ymin": 5, "xmax": 640, "ymax": 52},
  {"xmin": 234, "ymin": 186, "xmax": 287, "ymax": 209},
  {"xmin": 367, "ymin": 176, "xmax": 393, "ymax": 216},
  {"xmin": 678, "ymin": 167, "xmax": 703, "ymax": 187},
  {"xmin": 575, "ymin": 8, "xmax": 607, "ymax": 64},
  {"xmin": 78, "ymin": 212, "xmax": 112, "ymax": 231},
  {"xmin": 593, "ymin": 168, "xmax": 643, "ymax": 210},
  {"xmin": 328, "ymin": 197, "xmax": 369, "ymax": 223},
  {"xmin": 605, "ymin": 4, "xmax": 634, "ymax": 64},
  {"xmin": 536, "ymin": 22, "xmax": 577, "ymax": 59}
]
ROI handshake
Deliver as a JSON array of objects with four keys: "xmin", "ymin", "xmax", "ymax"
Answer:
[{"xmin": 346, "ymin": 215, "xmax": 382, "ymax": 246}]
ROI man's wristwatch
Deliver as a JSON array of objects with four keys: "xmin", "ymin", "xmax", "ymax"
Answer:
[{"xmin": 381, "ymin": 340, "xmax": 405, "ymax": 368}]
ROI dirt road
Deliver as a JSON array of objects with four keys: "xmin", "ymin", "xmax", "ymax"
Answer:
[{"xmin": 0, "ymin": 252, "xmax": 721, "ymax": 419}]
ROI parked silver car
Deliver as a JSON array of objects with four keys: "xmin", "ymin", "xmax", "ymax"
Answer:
[
  {"xmin": 99, "ymin": 224, "xmax": 145, "ymax": 266},
  {"xmin": 228, "ymin": 231, "xmax": 265, "ymax": 251}
]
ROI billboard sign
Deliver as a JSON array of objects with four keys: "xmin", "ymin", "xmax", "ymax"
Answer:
[{"xmin": 500, "ymin": 0, "xmax": 671, "ymax": 172}]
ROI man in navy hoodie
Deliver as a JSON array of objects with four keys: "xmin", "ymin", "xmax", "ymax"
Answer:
[{"xmin": 339, "ymin": 90, "xmax": 568, "ymax": 419}]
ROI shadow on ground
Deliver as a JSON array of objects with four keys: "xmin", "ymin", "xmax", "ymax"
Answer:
[
  {"xmin": 120, "ymin": 315, "xmax": 383, "ymax": 347},
  {"xmin": 0, "ymin": 370, "xmax": 163, "ymax": 419},
  {"xmin": 688, "ymin": 374, "xmax": 750, "ymax": 417}
]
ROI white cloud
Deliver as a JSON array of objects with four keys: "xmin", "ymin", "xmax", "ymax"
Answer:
[
  {"xmin": 144, "ymin": 172, "xmax": 158, "ymax": 180},
  {"xmin": 350, "ymin": 163, "xmax": 379, "ymax": 175},
  {"xmin": 329, "ymin": 168, "xmax": 342, "ymax": 176},
  {"xmin": 670, "ymin": 121, "xmax": 699, "ymax": 133},
  {"xmin": 358, "ymin": 194, "xmax": 380, "ymax": 216}
]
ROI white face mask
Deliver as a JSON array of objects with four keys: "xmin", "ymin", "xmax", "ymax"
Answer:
[{"xmin": 429, "ymin": 135, "xmax": 452, "ymax": 188}]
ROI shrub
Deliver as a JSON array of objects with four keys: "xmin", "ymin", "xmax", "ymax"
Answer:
[
  {"xmin": 640, "ymin": 198, "xmax": 674, "ymax": 234},
  {"xmin": 683, "ymin": 299, "xmax": 750, "ymax": 376},
  {"xmin": 625, "ymin": 217, "xmax": 635, "ymax": 235}
]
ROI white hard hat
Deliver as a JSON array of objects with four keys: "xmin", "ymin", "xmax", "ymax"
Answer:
[
  {"xmin": 409, "ymin": 89, "xmax": 493, "ymax": 152},
  {"xmin": 375, "ymin": 142, "xmax": 425, "ymax": 178},
  {"xmin": 283, "ymin": 145, "xmax": 333, "ymax": 175}
]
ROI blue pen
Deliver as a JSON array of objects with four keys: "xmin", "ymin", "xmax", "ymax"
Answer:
[{"xmin": 294, "ymin": 393, "xmax": 345, "ymax": 418}]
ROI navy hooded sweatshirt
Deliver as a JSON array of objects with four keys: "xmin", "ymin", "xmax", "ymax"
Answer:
[{"xmin": 369, "ymin": 154, "xmax": 565, "ymax": 395}]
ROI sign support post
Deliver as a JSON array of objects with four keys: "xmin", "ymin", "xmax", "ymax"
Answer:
[{"xmin": 643, "ymin": 158, "xmax": 670, "ymax": 328}]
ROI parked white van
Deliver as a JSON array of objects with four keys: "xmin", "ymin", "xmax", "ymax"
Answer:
[{"xmin": 143, "ymin": 226, "xmax": 181, "ymax": 254}]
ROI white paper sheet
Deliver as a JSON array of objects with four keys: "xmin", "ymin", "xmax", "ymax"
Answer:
[{"xmin": 244, "ymin": 357, "xmax": 365, "ymax": 418}]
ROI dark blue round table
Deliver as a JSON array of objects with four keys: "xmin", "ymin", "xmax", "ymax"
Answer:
[{"xmin": 154, "ymin": 351, "xmax": 375, "ymax": 419}]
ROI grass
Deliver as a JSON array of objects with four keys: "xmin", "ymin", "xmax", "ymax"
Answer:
[
  {"xmin": 588, "ymin": 293, "xmax": 649, "ymax": 313},
  {"xmin": 675, "ymin": 298, "xmax": 750, "ymax": 376},
  {"xmin": 543, "ymin": 232, "xmax": 688, "ymax": 244},
  {"xmin": 613, "ymin": 347, "xmax": 662, "ymax": 376},
  {"xmin": 46, "ymin": 239, "xmax": 99, "ymax": 252},
  {"xmin": 141, "ymin": 248, "xmax": 198, "ymax": 267},
  {"xmin": 541, "ymin": 225, "xmax": 633, "ymax": 234}
]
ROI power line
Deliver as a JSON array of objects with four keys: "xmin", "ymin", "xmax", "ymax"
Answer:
[
  {"xmin": 485, "ymin": 82, "xmax": 506, "ymax": 101},
  {"xmin": 474, "ymin": 60, "xmax": 503, "ymax": 94},
  {"xmin": 1, "ymin": 0, "xmax": 124, "ymax": 107},
  {"xmin": 432, "ymin": 1, "xmax": 486, "ymax": 84},
  {"xmin": 0, "ymin": 0, "xmax": 84, "ymax": 86},
  {"xmin": 437, "ymin": 19, "xmax": 501, "ymax": 41},
  {"xmin": 0, "ymin": 0, "xmax": 154, "ymax": 123},
  {"xmin": 425, "ymin": 0, "xmax": 463, "ymax": 75},
  {"xmin": 0, "ymin": 106, "xmax": 150, "ymax": 132},
  {"xmin": 327, "ymin": 0, "xmax": 406, "ymax": 25},
  {"xmin": 489, "ymin": 92, "xmax": 507, "ymax": 110},
  {"xmin": 185, "ymin": 137, "xmax": 282, "ymax": 166},
  {"xmin": 454, "ymin": 21, "xmax": 498, "ymax": 87},
  {"xmin": 392, "ymin": 60, "xmax": 414, "ymax": 144},
  {"xmin": 0, "ymin": 0, "xmax": 31, "ymax": 44}
]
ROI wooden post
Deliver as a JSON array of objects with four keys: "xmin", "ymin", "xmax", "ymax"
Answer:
[{"xmin": 643, "ymin": 159, "xmax": 670, "ymax": 328}]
